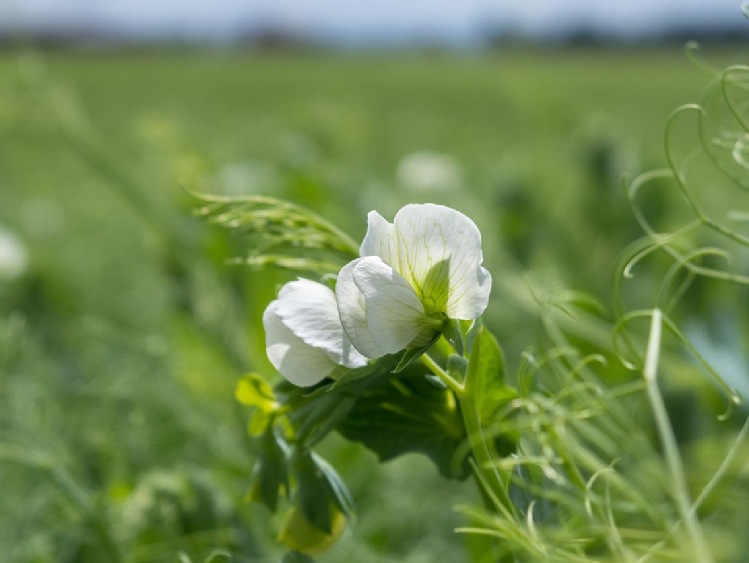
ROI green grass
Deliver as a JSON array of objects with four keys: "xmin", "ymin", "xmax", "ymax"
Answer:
[{"xmin": 1, "ymin": 47, "xmax": 748, "ymax": 562}]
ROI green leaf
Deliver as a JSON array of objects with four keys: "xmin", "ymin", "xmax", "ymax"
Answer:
[
  {"xmin": 247, "ymin": 409, "xmax": 273, "ymax": 437},
  {"xmin": 297, "ymin": 395, "xmax": 357, "ymax": 448},
  {"xmin": 294, "ymin": 449, "xmax": 333, "ymax": 534},
  {"xmin": 246, "ymin": 429, "xmax": 288, "ymax": 512},
  {"xmin": 237, "ymin": 373, "xmax": 278, "ymax": 437},
  {"xmin": 283, "ymin": 354, "xmax": 428, "ymax": 452},
  {"xmin": 468, "ymin": 328, "xmax": 508, "ymax": 420},
  {"xmin": 337, "ymin": 366, "xmax": 470, "ymax": 479},
  {"xmin": 236, "ymin": 373, "xmax": 276, "ymax": 411},
  {"xmin": 466, "ymin": 327, "xmax": 518, "ymax": 455}
]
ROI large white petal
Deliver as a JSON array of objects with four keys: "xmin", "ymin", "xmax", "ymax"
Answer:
[
  {"xmin": 263, "ymin": 301, "xmax": 337, "ymax": 387},
  {"xmin": 391, "ymin": 203, "xmax": 491, "ymax": 319},
  {"xmin": 352, "ymin": 256, "xmax": 427, "ymax": 354},
  {"xmin": 360, "ymin": 210, "xmax": 397, "ymax": 265},
  {"xmin": 274, "ymin": 279, "xmax": 367, "ymax": 369},
  {"xmin": 335, "ymin": 259, "xmax": 384, "ymax": 359}
]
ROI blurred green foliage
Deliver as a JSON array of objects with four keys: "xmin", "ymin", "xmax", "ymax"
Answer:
[{"xmin": 1, "ymin": 48, "xmax": 748, "ymax": 561}]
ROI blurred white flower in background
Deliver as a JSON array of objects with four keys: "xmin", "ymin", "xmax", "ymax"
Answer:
[
  {"xmin": 264, "ymin": 279, "xmax": 368, "ymax": 387},
  {"xmin": 396, "ymin": 150, "xmax": 463, "ymax": 192},
  {"xmin": 336, "ymin": 203, "xmax": 491, "ymax": 358},
  {"xmin": 0, "ymin": 227, "xmax": 28, "ymax": 281}
]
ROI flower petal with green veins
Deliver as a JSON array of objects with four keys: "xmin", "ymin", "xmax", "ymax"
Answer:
[
  {"xmin": 351, "ymin": 256, "xmax": 428, "ymax": 354},
  {"xmin": 339, "ymin": 204, "xmax": 491, "ymax": 358},
  {"xmin": 264, "ymin": 301, "xmax": 338, "ymax": 387},
  {"xmin": 335, "ymin": 258, "xmax": 384, "ymax": 359},
  {"xmin": 391, "ymin": 204, "xmax": 491, "ymax": 319},
  {"xmin": 275, "ymin": 279, "xmax": 367, "ymax": 369},
  {"xmin": 358, "ymin": 204, "xmax": 491, "ymax": 318}
]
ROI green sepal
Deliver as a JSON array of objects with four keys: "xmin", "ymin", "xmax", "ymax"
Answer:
[
  {"xmin": 329, "ymin": 354, "xmax": 401, "ymax": 390},
  {"xmin": 465, "ymin": 318, "xmax": 482, "ymax": 355},
  {"xmin": 443, "ymin": 319, "xmax": 465, "ymax": 356},
  {"xmin": 393, "ymin": 333, "xmax": 441, "ymax": 373}
]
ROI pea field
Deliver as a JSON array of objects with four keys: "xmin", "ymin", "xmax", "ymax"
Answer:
[{"xmin": 2, "ymin": 47, "xmax": 749, "ymax": 562}]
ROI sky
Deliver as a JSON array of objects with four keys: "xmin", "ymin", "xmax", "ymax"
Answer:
[{"xmin": 2, "ymin": 0, "xmax": 747, "ymax": 44}]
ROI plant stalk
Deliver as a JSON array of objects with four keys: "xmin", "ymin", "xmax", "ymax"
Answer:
[
  {"xmin": 643, "ymin": 309, "xmax": 712, "ymax": 563},
  {"xmin": 422, "ymin": 349, "xmax": 516, "ymax": 519}
]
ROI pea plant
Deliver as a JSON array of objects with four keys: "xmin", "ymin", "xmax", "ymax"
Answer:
[{"xmin": 196, "ymin": 55, "xmax": 749, "ymax": 563}]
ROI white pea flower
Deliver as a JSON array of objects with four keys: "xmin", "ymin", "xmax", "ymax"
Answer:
[
  {"xmin": 396, "ymin": 150, "xmax": 463, "ymax": 192},
  {"xmin": 264, "ymin": 279, "xmax": 368, "ymax": 387},
  {"xmin": 336, "ymin": 203, "xmax": 491, "ymax": 359}
]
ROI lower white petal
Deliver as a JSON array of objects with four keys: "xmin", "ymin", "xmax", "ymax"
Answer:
[
  {"xmin": 275, "ymin": 279, "xmax": 367, "ymax": 369},
  {"xmin": 336, "ymin": 259, "xmax": 384, "ymax": 359},
  {"xmin": 352, "ymin": 256, "xmax": 427, "ymax": 354},
  {"xmin": 263, "ymin": 301, "xmax": 338, "ymax": 387}
]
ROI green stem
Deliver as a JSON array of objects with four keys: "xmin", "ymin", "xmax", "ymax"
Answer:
[
  {"xmin": 461, "ymin": 353, "xmax": 517, "ymax": 520},
  {"xmin": 421, "ymin": 353, "xmax": 464, "ymax": 396},
  {"xmin": 643, "ymin": 309, "xmax": 712, "ymax": 563},
  {"xmin": 421, "ymin": 348, "xmax": 516, "ymax": 519},
  {"xmin": 639, "ymin": 415, "xmax": 749, "ymax": 562}
]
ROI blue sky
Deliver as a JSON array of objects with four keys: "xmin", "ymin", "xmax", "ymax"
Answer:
[{"xmin": 3, "ymin": 0, "xmax": 746, "ymax": 43}]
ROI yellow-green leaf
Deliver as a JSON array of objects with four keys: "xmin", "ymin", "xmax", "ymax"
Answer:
[{"xmin": 235, "ymin": 373, "xmax": 277, "ymax": 411}]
